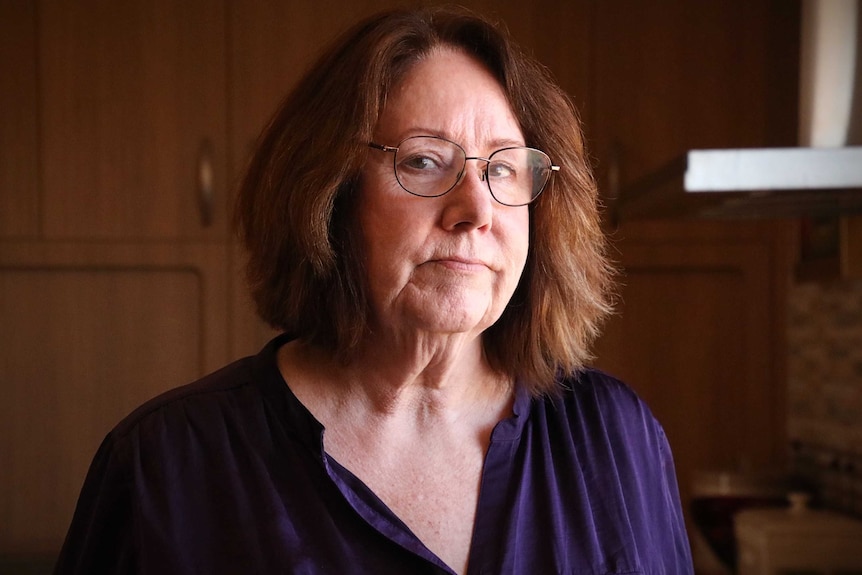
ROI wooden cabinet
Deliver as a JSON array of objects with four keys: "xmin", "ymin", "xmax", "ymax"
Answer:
[
  {"xmin": 0, "ymin": 0, "xmax": 39, "ymax": 239},
  {"xmin": 38, "ymin": 0, "xmax": 227, "ymax": 240},
  {"xmin": 0, "ymin": 0, "xmax": 231, "ymax": 556},
  {"xmin": 585, "ymin": 0, "xmax": 799, "ymax": 215},
  {"xmin": 592, "ymin": 221, "xmax": 794, "ymax": 519},
  {"xmin": 0, "ymin": 242, "xmax": 229, "ymax": 553},
  {"xmin": 580, "ymin": 0, "xmax": 800, "ymax": 540},
  {"xmin": 797, "ymin": 215, "xmax": 862, "ymax": 280}
]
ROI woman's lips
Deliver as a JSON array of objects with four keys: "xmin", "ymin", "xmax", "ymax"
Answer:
[{"xmin": 427, "ymin": 257, "xmax": 488, "ymax": 272}]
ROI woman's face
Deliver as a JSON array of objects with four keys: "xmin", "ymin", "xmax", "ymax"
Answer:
[{"xmin": 358, "ymin": 48, "xmax": 530, "ymax": 340}]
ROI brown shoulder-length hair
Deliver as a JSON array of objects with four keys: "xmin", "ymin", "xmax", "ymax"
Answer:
[{"xmin": 234, "ymin": 5, "xmax": 615, "ymax": 395}]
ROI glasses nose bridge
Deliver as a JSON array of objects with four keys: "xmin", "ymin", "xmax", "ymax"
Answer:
[{"xmin": 463, "ymin": 155, "xmax": 491, "ymax": 182}]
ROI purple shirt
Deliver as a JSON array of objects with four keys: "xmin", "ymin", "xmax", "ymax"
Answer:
[{"xmin": 55, "ymin": 335, "xmax": 693, "ymax": 574}]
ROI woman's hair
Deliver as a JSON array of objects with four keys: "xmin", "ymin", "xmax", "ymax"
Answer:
[{"xmin": 234, "ymin": 5, "xmax": 615, "ymax": 395}]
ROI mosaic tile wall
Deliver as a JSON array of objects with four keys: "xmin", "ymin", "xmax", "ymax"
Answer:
[{"xmin": 787, "ymin": 278, "xmax": 862, "ymax": 516}]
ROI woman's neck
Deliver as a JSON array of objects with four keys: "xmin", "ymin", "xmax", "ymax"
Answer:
[{"xmin": 277, "ymin": 334, "xmax": 512, "ymax": 429}]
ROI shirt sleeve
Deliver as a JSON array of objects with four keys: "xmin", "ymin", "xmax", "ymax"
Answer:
[
  {"xmin": 53, "ymin": 433, "xmax": 136, "ymax": 575},
  {"xmin": 579, "ymin": 371, "xmax": 694, "ymax": 573},
  {"xmin": 653, "ymin": 423, "xmax": 695, "ymax": 572},
  {"xmin": 618, "ymin": 390, "xmax": 694, "ymax": 572}
]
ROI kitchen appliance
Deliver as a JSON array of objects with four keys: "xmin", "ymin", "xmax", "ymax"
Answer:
[
  {"xmin": 690, "ymin": 470, "xmax": 792, "ymax": 574},
  {"xmin": 735, "ymin": 494, "xmax": 862, "ymax": 574}
]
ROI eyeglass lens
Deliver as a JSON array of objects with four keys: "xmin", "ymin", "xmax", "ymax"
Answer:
[{"xmin": 393, "ymin": 136, "xmax": 552, "ymax": 206}]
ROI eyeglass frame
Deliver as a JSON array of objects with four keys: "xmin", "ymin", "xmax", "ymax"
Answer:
[{"xmin": 367, "ymin": 135, "xmax": 560, "ymax": 207}]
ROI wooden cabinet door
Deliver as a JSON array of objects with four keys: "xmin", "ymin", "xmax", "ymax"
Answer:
[
  {"xmin": 38, "ymin": 0, "xmax": 227, "ymax": 240},
  {"xmin": 228, "ymin": 0, "xmax": 415, "ymax": 178},
  {"xmin": 582, "ymin": 0, "xmax": 799, "ymax": 520},
  {"xmin": 591, "ymin": 221, "xmax": 793, "ymax": 524},
  {"xmin": 586, "ymin": 0, "xmax": 799, "ymax": 212},
  {"xmin": 0, "ymin": 242, "xmax": 229, "ymax": 555},
  {"xmin": 0, "ymin": 0, "xmax": 39, "ymax": 238},
  {"xmin": 456, "ymin": 0, "xmax": 592, "ymax": 107}
]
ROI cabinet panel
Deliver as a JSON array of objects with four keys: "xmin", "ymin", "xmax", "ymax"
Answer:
[
  {"xmin": 0, "ymin": 242, "xmax": 230, "ymax": 554},
  {"xmin": 588, "ymin": 0, "xmax": 799, "ymax": 208},
  {"xmin": 228, "ymin": 0, "xmax": 413, "ymax": 180},
  {"xmin": 592, "ymin": 224, "xmax": 791, "ymax": 532},
  {"xmin": 0, "ymin": 0, "xmax": 40, "ymax": 238},
  {"xmin": 456, "ymin": 0, "xmax": 592, "ymax": 107},
  {"xmin": 39, "ymin": 0, "xmax": 227, "ymax": 240},
  {"xmin": 0, "ymin": 269, "xmax": 198, "ymax": 551}
]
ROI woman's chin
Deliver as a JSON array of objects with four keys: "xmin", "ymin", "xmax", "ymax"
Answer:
[{"xmin": 402, "ymin": 303, "xmax": 499, "ymax": 338}]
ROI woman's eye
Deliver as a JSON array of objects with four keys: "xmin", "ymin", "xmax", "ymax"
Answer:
[
  {"xmin": 488, "ymin": 161, "xmax": 516, "ymax": 179},
  {"xmin": 402, "ymin": 155, "xmax": 439, "ymax": 171}
]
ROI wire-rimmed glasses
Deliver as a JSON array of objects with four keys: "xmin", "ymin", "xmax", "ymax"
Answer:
[{"xmin": 368, "ymin": 135, "xmax": 559, "ymax": 207}]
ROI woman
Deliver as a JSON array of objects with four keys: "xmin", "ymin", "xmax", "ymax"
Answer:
[{"xmin": 55, "ymin": 6, "xmax": 693, "ymax": 574}]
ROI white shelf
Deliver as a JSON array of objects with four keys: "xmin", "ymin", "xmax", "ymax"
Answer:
[{"xmin": 685, "ymin": 147, "xmax": 862, "ymax": 192}]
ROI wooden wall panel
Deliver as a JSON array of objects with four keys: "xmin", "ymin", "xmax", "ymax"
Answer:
[
  {"xmin": 0, "ymin": 268, "xmax": 200, "ymax": 551},
  {"xmin": 38, "ymin": 0, "xmax": 228, "ymax": 240},
  {"xmin": 587, "ymin": 0, "xmax": 799, "ymax": 211},
  {"xmin": 0, "ymin": 241, "xmax": 231, "ymax": 554},
  {"xmin": 228, "ymin": 0, "xmax": 416, "ymax": 180},
  {"xmin": 592, "ymin": 222, "xmax": 793, "ymax": 535},
  {"xmin": 0, "ymin": 1, "xmax": 40, "ymax": 238}
]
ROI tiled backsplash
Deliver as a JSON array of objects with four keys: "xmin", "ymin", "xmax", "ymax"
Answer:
[{"xmin": 787, "ymin": 279, "xmax": 862, "ymax": 516}]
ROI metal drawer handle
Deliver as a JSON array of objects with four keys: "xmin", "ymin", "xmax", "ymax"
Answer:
[{"xmin": 198, "ymin": 139, "xmax": 215, "ymax": 227}]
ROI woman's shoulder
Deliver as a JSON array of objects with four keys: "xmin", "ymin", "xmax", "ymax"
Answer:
[
  {"xmin": 108, "ymin": 356, "xmax": 259, "ymax": 440},
  {"xmin": 114, "ymin": 336, "xmax": 294, "ymax": 435},
  {"xmin": 563, "ymin": 366, "xmax": 640, "ymax": 398},
  {"xmin": 107, "ymin": 337, "xmax": 290, "ymax": 450},
  {"xmin": 553, "ymin": 367, "xmax": 655, "ymax": 420},
  {"xmin": 528, "ymin": 367, "xmax": 668, "ymax": 453},
  {"xmin": 98, "ymin": 335, "xmax": 304, "ymax": 464},
  {"xmin": 525, "ymin": 369, "xmax": 693, "ymax": 572}
]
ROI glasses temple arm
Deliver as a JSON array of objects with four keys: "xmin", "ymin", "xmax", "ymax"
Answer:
[{"xmin": 368, "ymin": 142, "xmax": 398, "ymax": 153}]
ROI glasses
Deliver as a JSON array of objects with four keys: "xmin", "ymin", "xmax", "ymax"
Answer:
[{"xmin": 368, "ymin": 136, "xmax": 560, "ymax": 207}]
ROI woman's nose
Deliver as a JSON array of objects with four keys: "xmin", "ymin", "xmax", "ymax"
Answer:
[{"xmin": 440, "ymin": 160, "xmax": 494, "ymax": 231}]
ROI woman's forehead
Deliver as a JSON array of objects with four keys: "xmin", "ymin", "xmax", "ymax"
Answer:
[{"xmin": 375, "ymin": 49, "xmax": 522, "ymax": 149}]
